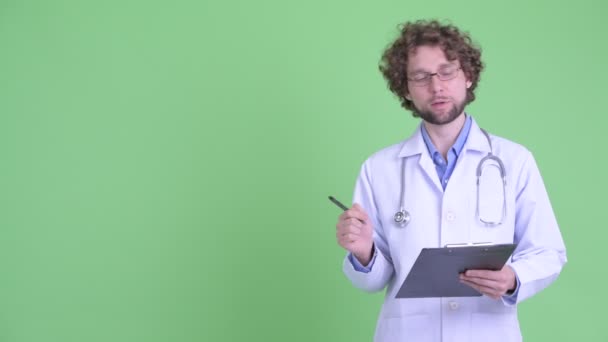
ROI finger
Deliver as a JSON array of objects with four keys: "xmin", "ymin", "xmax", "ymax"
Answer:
[
  {"xmin": 460, "ymin": 275, "xmax": 511, "ymax": 296},
  {"xmin": 460, "ymin": 279, "xmax": 501, "ymax": 299},
  {"xmin": 336, "ymin": 218, "xmax": 362, "ymax": 233},
  {"xmin": 338, "ymin": 238, "xmax": 357, "ymax": 251},
  {"xmin": 337, "ymin": 229, "xmax": 357, "ymax": 241},
  {"xmin": 346, "ymin": 217, "xmax": 364, "ymax": 229},
  {"xmin": 339, "ymin": 233, "xmax": 359, "ymax": 244},
  {"xmin": 351, "ymin": 203, "xmax": 370, "ymax": 221},
  {"xmin": 460, "ymin": 275, "xmax": 501, "ymax": 290},
  {"xmin": 464, "ymin": 269, "xmax": 501, "ymax": 281},
  {"xmin": 338, "ymin": 211, "xmax": 365, "ymax": 226},
  {"xmin": 464, "ymin": 269, "xmax": 513, "ymax": 289},
  {"xmin": 337, "ymin": 225, "xmax": 362, "ymax": 237}
]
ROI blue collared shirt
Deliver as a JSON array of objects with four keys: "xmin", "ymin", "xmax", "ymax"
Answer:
[{"xmin": 420, "ymin": 115, "xmax": 472, "ymax": 190}]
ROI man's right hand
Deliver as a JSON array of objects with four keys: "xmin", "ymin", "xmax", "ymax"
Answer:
[{"xmin": 336, "ymin": 203, "xmax": 374, "ymax": 266}]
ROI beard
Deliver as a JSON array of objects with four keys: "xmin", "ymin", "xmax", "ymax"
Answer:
[{"xmin": 413, "ymin": 98, "xmax": 466, "ymax": 125}]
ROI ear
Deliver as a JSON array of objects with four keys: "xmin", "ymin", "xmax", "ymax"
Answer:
[
  {"xmin": 466, "ymin": 80, "xmax": 472, "ymax": 89},
  {"xmin": 405, "ymin": 93, "xmax": 412, "ymax": 100}
]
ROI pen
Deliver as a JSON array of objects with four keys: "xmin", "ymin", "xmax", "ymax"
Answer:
[{"xmin": 328, "ymin": 196, "xmax": 349, "ymax": 211}]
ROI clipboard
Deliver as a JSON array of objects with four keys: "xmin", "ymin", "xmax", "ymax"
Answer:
[{"xmin": 395, "ymin": 243, "xmax": 517, "ymax": 298}]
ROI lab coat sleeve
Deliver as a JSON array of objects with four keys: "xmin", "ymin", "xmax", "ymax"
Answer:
[
  {"xmin": 506, "ymin": 151, "xmax": 567, "ymax": 305},
  {"xmin": 342, "ymin": 160, "xmax": 395, "ymax": 293}
]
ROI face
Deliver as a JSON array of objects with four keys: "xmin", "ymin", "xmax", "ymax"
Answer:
[{"xmin": 405, "ymin": 45, "xmax": 472, "ymax": 125}]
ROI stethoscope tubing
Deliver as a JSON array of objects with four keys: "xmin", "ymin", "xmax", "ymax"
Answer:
[{"xmin": 395, "ymin": 128, "xmax": 506, "ymax": 228}]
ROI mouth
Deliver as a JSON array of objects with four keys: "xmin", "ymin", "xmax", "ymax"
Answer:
[{"xmin": 431, "ymin": 100, "xmax": 451, "ymax": 108}]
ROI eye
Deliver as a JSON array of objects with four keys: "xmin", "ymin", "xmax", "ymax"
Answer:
[
  {"xmin": 409, "ymin": 73, "xmax": 429, "ymax": 82},
  {"xmin": 438, "ymin": 68, "xmax": 457, "ymax": 77}
]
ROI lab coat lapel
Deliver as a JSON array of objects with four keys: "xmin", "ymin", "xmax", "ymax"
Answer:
[
  {"xmin": 397, "ymin": 124, "xmax": 443, "ymax": 193},
  {"xmin": 464, "ymin": 119, "xmax": 492, "ymax": 155},
  {"xmin": 445, "ymin": 118, "xmax": 492, "ymax": 193},
  {"xmin": 418, "ymin": 150, "xmax": 443, "ymax": 192}
]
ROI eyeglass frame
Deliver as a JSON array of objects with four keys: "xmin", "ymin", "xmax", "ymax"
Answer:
[{"xmin": 406, "ymin": 65, "xmax": 462, "ymax": 87}]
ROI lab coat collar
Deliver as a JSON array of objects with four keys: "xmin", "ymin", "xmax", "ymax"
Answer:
[
  {"xmin": 464, "ymin": 118, "xmax": 492, "ymax": 154},
  {"xmin": 397, "ymin": 116, "xmax": 491, "ymax": 158}
]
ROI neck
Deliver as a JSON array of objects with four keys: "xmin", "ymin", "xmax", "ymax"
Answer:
[{"xmin": 423, "ymin": 113, "xmax": 466, "ymax": 159}]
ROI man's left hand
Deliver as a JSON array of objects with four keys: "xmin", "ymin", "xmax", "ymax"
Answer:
[{"xmin": 459, "ymin": 265, "xmax": 517, "ymax": 300}]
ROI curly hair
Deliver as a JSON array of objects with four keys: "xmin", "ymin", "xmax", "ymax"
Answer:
[{"xmin": 379, "ymin": 20, "xmax": 484, "ymax": 114}]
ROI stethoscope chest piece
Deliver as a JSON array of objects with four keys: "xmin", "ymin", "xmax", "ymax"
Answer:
[{"xmin": 394, "ymin": 209, "xmax": 411, "ymax": 228}]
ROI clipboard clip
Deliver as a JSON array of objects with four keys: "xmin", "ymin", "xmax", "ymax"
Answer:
[{"xmin": 444, "ymin": 242, "xmax": 494, "ymax": 248}]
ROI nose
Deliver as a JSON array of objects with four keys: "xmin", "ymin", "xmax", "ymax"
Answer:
[{"xmin": 428, "ymin": 74, "xmax": 445, "ymax": 93}]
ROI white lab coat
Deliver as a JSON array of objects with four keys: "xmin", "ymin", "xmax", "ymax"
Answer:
[{"xmin": 343, "ymin": 118, "xmax": 567, "ymax": 342}]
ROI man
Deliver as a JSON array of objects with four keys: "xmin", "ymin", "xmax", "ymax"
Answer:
[{"xmin": 335, "ymin": 20, "xmax": 566, "ymax": 342}]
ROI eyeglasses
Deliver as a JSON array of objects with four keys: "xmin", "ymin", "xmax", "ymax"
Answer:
[{"xmin": 407, "ymin": 66, "xmax": 461, "ymax": 87}]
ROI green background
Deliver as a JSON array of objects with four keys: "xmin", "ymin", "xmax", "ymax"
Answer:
[{"xmin": 0, "ymin": 0, "xmax": 604, "ymax": 341}]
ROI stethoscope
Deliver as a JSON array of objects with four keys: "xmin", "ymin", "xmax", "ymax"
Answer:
[{"xmin": 394, "ymin": 128, "xmax": 506, "ymax": 228}]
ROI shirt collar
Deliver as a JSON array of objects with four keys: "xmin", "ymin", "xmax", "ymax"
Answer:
[
  {"xmin": 398, "ymin": 114, "xmax": 490, "ymax": 158},
  {"xmin": 420, "ymin": 114, "xmax": 472, "ymax": 159}
]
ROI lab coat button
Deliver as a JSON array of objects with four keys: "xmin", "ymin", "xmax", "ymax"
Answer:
[
  {"xmin": 448, "ymin": 301, "xmax": 459, "ymax": 310},
  {"xmin": 446, "ymin": 212, "xmax": 455, "ymax": 222}
]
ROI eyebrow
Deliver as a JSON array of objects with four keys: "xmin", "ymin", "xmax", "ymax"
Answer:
[{"xmin": 409, "ymin": 63, "xmax": 458, "ymax": 74}]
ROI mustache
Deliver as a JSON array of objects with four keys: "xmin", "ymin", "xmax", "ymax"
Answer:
[{"xmin": 431, "ymin": 97, "xmax": 451, "ymax": 102}]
